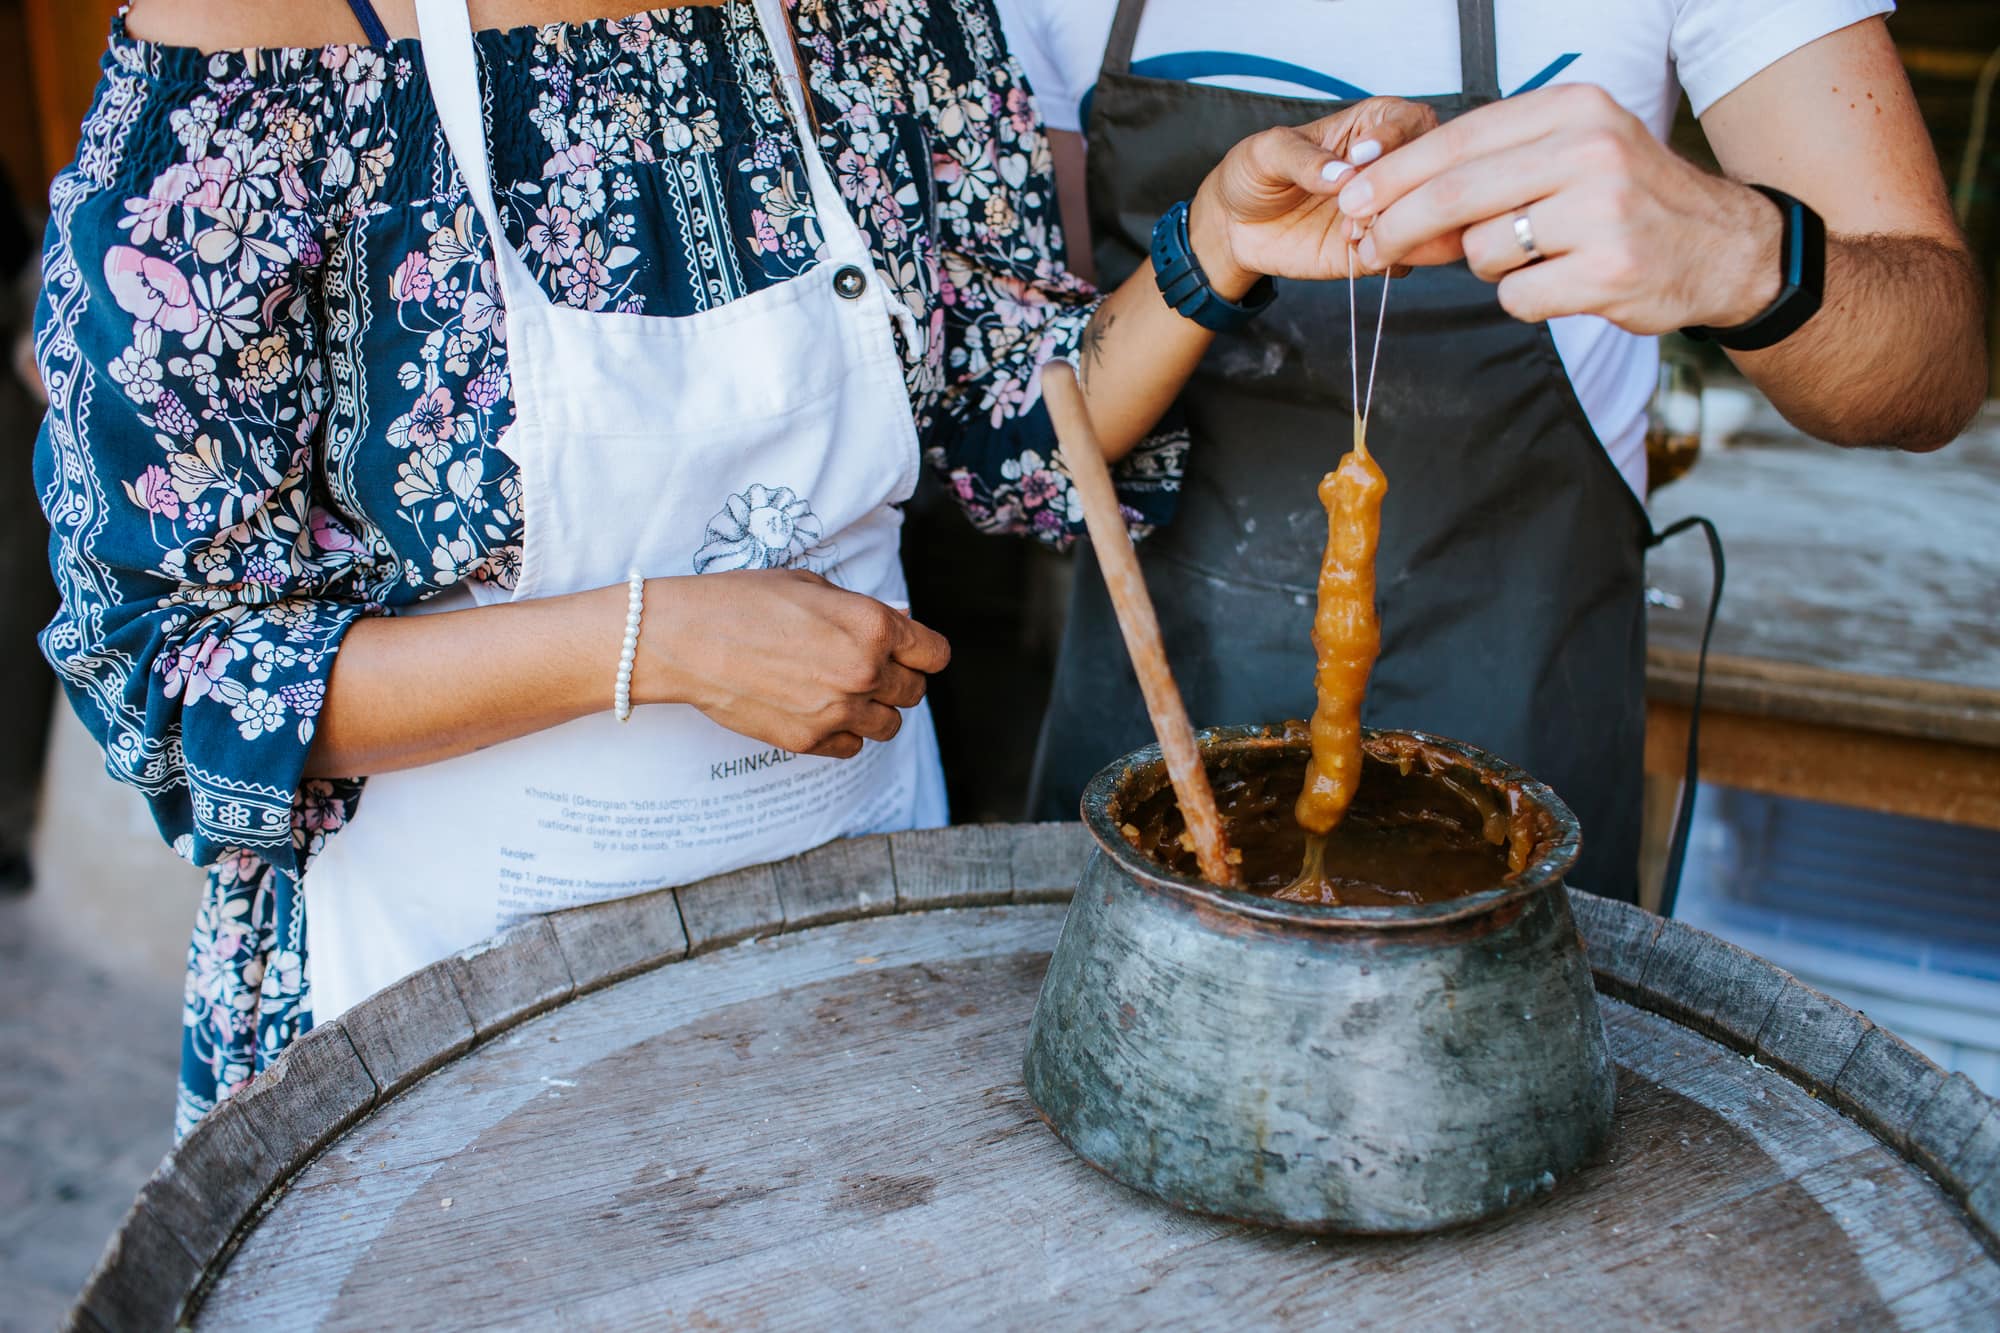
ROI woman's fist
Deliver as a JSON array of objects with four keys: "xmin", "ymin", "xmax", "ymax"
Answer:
[{"xmin": 637, "ymin": 569, "xmax": 950, "ymax": 759}]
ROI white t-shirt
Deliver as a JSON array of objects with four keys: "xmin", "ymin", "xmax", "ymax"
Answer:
[{"xmin": 994, "ymin": 0, "xmax": 1893, "ymax": 498}]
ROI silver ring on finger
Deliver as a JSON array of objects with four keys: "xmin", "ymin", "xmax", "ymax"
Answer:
[{"xmin": 1512, "ymin": 210, "xmax": 1544, "ymax": 263}]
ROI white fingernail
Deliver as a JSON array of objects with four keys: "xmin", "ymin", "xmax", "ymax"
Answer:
[
  {"xmin": 1320, "ymin": 160, "xmax": 1353, "ymax": 184},
  {"xmin": 1350, "ymin": 139, "xmax": 1383, "ymax": 165}
]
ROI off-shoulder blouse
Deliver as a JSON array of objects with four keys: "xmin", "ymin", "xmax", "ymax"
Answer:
[{"xmin": 35, "ymin": 0, "xmax": 1183, "ymax": 1133}]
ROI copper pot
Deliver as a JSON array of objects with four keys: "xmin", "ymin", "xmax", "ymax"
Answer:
[{"xmin": 1023, "ymin": 725, "xmax": 1613, "ymax": 1233}]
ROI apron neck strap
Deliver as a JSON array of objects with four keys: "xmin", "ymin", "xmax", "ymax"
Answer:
[
  {"xmin": 414, "ymin": 0, "xmax": 501, "ymax": 235},
  {"xmin": 746, "ymin": 0, "xmax": 873, "ymax": 263},
  {"xmin": 413, "ymin": 0, "xmax": 549, "ymax": 306},
  {"xmin": 1102, "ymin": 0, "xmax": 1146, "ymax": 78},
  {"xmin": 1457, "ymin": 0, "xmax": 1502, "ymax": 104},
  {"xmin": 1101, "ymin": 0, "xmax": 1503, "ymax": 104},
  {"xmin": 417, "ymin": 0, "xmax": 872, "ymax": 290}
]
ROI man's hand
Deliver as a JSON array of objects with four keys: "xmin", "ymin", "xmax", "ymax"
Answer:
[
  {"xmin": 1325, "ymin": 19, "xmax": 1986, "ymax": 451},
  {"xmin": 1069, "ymin": 96, "xmax": 1437, "ymax": 459},
  {"xmin": 1334, "ymin": 83, "xmax": 1781, "ymax": 334}
]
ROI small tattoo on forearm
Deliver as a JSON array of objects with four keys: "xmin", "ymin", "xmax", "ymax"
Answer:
[{"xmin": 1079, "ymin": 310, "xmax": 1116, "ymax": 387}]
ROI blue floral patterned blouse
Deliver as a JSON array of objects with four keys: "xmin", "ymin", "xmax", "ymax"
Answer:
[{"xmin": 35, "ymin": 0, "xmax": 1184, "ymax": 1136}]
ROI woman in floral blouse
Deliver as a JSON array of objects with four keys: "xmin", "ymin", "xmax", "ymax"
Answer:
[{"xmin": 37, "ymin": 0, "xmax": 1427, "ymax": 1135}]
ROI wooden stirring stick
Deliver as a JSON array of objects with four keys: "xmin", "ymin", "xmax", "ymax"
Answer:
[{"xmin": 1041, "ymin": 362, "xmax": 1239, "ymax": 887}]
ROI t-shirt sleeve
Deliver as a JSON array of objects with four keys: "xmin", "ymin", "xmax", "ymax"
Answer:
[
  {"xmin": 991, "ymin": 0, "xmax": 1085, "ymax": 133},
  {"xmin": 1672, "ymin": 0, "xmax": 1895, "ymax": 116}
]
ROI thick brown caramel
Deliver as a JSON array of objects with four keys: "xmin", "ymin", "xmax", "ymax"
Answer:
[
  {"xmin": 1295, "ymin": 438, "xmax": 1387, "ymax": 837},
  {"xmin": 1114, "ymin": 728, "xmax": 1536, "ymax": 907}
]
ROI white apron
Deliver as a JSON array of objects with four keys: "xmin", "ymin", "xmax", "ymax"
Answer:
[{"xmin": 305, "ymin": 0, "xmax": 948, "ymax": 1020}]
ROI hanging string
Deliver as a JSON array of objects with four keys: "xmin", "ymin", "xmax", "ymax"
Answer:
[
  {"xmin": 1362, "ymin": 268, "xmax": 1391, "ymax": 437},
  {"xmin": 1346, "ymin": 242, "xmax": 1392, "ymax": 451},
  {"xmin": 1346, "ymin": 242, "xmax": 1361, "ymax": 452}
]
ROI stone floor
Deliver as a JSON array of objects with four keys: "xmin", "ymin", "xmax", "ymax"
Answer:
[{"xmin": 0, "ymin": 702, "xmax": 201, "ymax": 1332}]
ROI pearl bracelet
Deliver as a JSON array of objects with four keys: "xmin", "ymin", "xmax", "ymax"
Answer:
[{"xmin": 614, "ymin": 567, "xmax": 644, "ymax": 722}]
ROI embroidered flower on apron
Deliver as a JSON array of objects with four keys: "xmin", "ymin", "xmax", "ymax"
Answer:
[{"xmin": 694, "ymin": 484, "xmax": 830, "ymax": 573}]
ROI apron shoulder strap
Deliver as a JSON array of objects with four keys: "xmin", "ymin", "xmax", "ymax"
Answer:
[
  {"xmin": 1104, "ymin": 0, "xmax": 1503, "ymax": 102},
  {"xmin": 413, "ymin": 0, "xmax": 550, "ymax": 310},
  {"xmin": 746, "ymin": 0, "xmax": 876, "ymax": 265},
  {"xmin": 1102, "ymin": 0, "xmax": 1147, "ymax": 79},
  {"xmin": 1457, "ymin": 0, "xmax": 1502, "ymax": 104},
  {"xmin": 414, "ymin": 0, "xmax": 496, "ymax": 217}
]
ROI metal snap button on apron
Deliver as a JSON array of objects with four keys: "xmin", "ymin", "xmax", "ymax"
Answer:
[{"xmin": 834, "ymin": 266, "xmax": 867, "ymax": 299}]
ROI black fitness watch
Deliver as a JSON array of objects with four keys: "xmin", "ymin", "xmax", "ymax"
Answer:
[
  {"xmin": 1151, "ymin": 199, "xmax": 1277, "ymax": 334},
  {"xmin": 1681, "ymin": 184, "xmax": 1825, "ymax": 351}
]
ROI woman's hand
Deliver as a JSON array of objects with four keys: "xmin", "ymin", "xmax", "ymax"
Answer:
[
  {"xmin": 639, "ymin": 569, "xmax": 951, "ymax": 759},
  {"xmin": 1187, "ymin": 97, "xmax": 1440, "ymax": 298},
  {"xmin": 306, "ymin": 569, "xmax": 947, "ymax": 778},
  {"xmin": 1330, "ymin": 84, "xmax": 1782, "ymax": 333},
  {"xmin": 1061, "ymin": 98, "xmax": 1434, "ymax": 461}
]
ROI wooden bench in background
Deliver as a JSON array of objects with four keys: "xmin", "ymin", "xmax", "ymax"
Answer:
[{"xmin": 1642, "ymin": 400, "xmax": 2000, "ymax": 908}]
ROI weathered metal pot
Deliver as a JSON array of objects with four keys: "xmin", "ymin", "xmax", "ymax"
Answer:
[{"xmin": 1022, "ymin": 724, "xmax": 1614, "ymax": 1234}]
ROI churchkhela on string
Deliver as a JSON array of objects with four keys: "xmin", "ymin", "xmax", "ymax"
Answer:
[{"xmin": 1282, "ymin": 247, "xmax": 1391, "ymax": 902}]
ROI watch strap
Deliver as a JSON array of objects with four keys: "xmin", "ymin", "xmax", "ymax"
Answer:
[
  {"xmin": 1150, "ymin": 200, "xmax": 1276, "ymax": 334},
  {"xmin": 1681, "ymin": 185, "xmax": 1825, "ymax": 352}
]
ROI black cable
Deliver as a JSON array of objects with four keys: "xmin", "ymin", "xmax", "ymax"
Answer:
[{"xmin": 1649, "ymin": 514, "xmax": 1725, "ymax": 918}]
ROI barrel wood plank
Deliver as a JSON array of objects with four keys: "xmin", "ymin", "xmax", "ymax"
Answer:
[
  {"xmin": 444, "ymin": 916, "xmax": 576, "ymax": 1038},
  {"xmin": 675, "ymin": 863, "xmax": 785, "ymax": 954},
  {"xmin": 1006, "ymin": 820, "xmax": 1098, "ymax": 903},
  {"xmin": 335, "ymin": 962, "xmax": 475, "ymax": 1100},
  {"xmin": 545, "ymin": 883, "xmax": 688, "ymax": 990},
  {"xmin": 1834, "ymin": 1029, "xmax": 1950, "ymax": 1158},
  {"xmin": 228, "ymin": 1023, "xmax": 379, "ymax": 1176},
  {"xmin": 771, "ymin": 833, "xmax": 895, "ymax": 929},
  {"xmin": 71, "ymin": 828, "xmax": 2000, "ymax": 1331},
  {"xmin": 888, "ymin": 823, "xmax": 1014, "ymax": 908}
]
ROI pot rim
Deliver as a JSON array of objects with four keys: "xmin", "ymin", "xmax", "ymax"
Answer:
[{"xmin": 1079, "ymin": 723, "xmax": 1583, "ymax": 931}]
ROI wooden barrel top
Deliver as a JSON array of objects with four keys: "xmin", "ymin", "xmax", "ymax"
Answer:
[{"xmin": 72, "ymin": 825, "xmax": 2000, "ymax": 1331}]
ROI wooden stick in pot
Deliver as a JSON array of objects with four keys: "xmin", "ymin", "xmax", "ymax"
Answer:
[{"xmin": 1040, "ymin": 361, "xmax": 1239, "ymax": 888}]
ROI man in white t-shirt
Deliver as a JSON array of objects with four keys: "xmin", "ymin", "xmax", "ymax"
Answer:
[
  {"xmin": 996, "ymin": 0, "xmax": 1979, "ymax": 498},
  {"xmin": 1003, "ymin": 0, "xmax": 1985, "ymax": 902}
]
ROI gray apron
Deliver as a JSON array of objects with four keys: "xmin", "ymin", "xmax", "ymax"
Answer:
[{"xmin": 1028, "ymin": 0, "xmax": 1655, "ymax": 902}]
